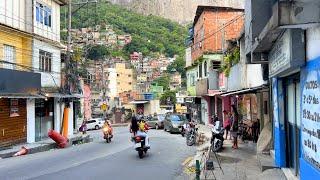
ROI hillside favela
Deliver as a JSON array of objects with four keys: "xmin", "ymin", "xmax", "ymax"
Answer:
[{"xmin": 0, "ymin": 0, "xmax": 319, "ymax": 180}]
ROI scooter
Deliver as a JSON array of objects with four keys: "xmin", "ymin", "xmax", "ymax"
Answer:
[
  {"xmin": 102, "ymin": 125, "xmax": 113, "ymax": 143},
  {"xmin": 211, "ymin": 127, "xmax": 224, "ymax": 152},
  {"xmin": 186, "ymin": 122, "xmax": 198, "ymax": 146},
  {"xmin": 134, "ymin": 136, "xmax": 149, "ymax": 159}
]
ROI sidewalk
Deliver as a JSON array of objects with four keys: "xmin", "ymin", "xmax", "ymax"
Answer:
[
  {"xmin": 183, "ymin": 125, "xmax": 286, "ymax": 180},
  {"xmin": 0, "ymin": 133, "xmax": 91, "ymax": 159}
]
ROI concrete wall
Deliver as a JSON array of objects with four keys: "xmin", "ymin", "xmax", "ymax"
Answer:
[
  {"xmin": 107, "ymin": 68, "xmax": 117, "ymax": 98},
  {"xmin": 0, "ymin": 0, "xmax": 33, "ymax": 32},
  {"xmin": 33, "ymin": 39, "xmax": 61, "ymax": 88},
  {"xmin": 0, "ymin": 29, "xmax": 33, "ymax": 70},
  {"xmin": 185, "ymin": 47, "xmax": 192, "ymax": 67},
  {"xmin": 307, "ymin": 26, "xmax": 320, "ymax": 61}
]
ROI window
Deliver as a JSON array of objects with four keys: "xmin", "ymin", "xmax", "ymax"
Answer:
[
  {"xmin": 36, "ymin": 2, "xmax": 52, "ymax": 27},
  {"xmin": 198, "ymin": 64, "xmax": 202, "ymax": 78},
  {"xmin": 117, "ymin": 74, "xmax": 119, "ymax": 77},
  {"xmin": 39, "ymin": 50, "xmax": 52, "ymax": 72},
  {"xmin": 128, "ymin": 74, "xmax": 131, "ymax": 77},
  {"xmin": 204, "ymin": 61, "xmax": 207, "ymax": 77},
  {"xmin": 3, "ymin": 45, "xmax": 16, "ymax": 69},
  {"xmin": 129, "ymin": 82, "xmax": 132, "ymax": 85},
  {"xmin": 191, "ymin": 74, "xmax": 195, "ymax": 86}
]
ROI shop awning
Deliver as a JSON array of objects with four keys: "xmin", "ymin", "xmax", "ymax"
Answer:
[
  {"xmin": 0, "ymin": 93, "xmax": 45, "ymax": 99},
  {"xmin": 44, "ymin": 93, "xmax": 84, "ymax": 98},
  {"xmin": 129, "ymin": 100, "xmax": 149, "ymax": 104},
  {"xmin": 220, "ymin": 87, "xmax": 263, "ymax": 97},
  {"xmin": 206, "ymin": 90, "xmax": 223, "ymax": 97}
]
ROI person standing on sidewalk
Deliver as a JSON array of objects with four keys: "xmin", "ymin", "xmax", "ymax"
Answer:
[
  {"xmin": 223, "ymin": 110, "xmax": 231, "ymax": 140},
  {"xmin": 230, "ymin": 105, "xmax": 239, "ymax": 149}
]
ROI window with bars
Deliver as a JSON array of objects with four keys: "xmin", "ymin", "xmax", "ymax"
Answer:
[
  {"xmin": 3, "ymin": 45, "xmax": 16, "ymax": 69},
  {"xmin": 36, "ymin": 2, "xmax": 52, "ymax": 27},
  {"xmin": 39, "ymin": 50, "xmax": 52, "ymax": 72}
]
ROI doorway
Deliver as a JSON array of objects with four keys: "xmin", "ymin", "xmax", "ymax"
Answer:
[
  {"xmin": 35, "ymin": 98, "xmax": 54, "ymax": 141},
  {"xmin": 284, "ymin": 74, "xmax": 300, "ymax": 176}
]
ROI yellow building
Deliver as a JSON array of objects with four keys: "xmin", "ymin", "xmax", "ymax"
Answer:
[
  {"xmin": 0, "ymin": 26, "xmax": 33, "ymax": 70},
  {"xmin": 115, "ymin": 63, "xmax": 135, "ymax": 94}
]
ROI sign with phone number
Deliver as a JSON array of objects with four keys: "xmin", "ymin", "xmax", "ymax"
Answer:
[{"xmin": 301, "ymin": 59, "xmax": 320, "ymax": 170}]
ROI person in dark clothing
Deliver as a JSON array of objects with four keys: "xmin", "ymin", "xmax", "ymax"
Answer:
[
  {"xmin": 130, "ymin": 116, "xmax": 139, "ymax": 136},
  {"xmin": 230, "ymin": 105, "xmax": 239, "ymax": 149},
  {"xmin": 252, "ymin": 119, "xmax": 260, "ymax": 143}
]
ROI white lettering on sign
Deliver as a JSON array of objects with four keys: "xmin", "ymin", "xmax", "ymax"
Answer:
[{"xmin": 301, "ymin": 64, "xmax": 320, "ymax": 170}]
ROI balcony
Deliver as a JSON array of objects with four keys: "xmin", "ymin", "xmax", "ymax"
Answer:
[
  {"xmin": 0, "ymin": 68, "xmax": 41, "ymax": 95},
  {"xmin": 196, "ymin": 78, "xmax": 208, "ymax": 96}
]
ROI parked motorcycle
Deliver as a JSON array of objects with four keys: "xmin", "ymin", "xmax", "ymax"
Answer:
[
  {"xmin": 102, "ymin": 124, "xmax": 113, "ymax": 143},
  {"xmin": 134, "ymin": 136, "xmax": 149, "ymax": 159},
  {"xmin": 211, "ymin": 126, "xmax": 224, "ymax": 152},
  {"xmin": 186, "ymin": 122, "xmax": 198, "ymax": 146}
]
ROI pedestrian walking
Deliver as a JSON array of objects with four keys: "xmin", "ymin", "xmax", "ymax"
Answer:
[{"xmin": 230, "ymin": 105, "xmax": 239, "ymax": 149}]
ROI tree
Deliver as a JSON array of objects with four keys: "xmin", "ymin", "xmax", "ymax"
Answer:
[
  {"xmin": 153, "ymin": 75, "xmax": 170, "ymax": 91},
  {"xmin": 160, "ymin": 90, "xmax": 177, "ymax": 105},
  {"xmin": 167, "ymin": 56, "xmax": 186, "ymax": 78},
  {"xmin": 86, "ymin": 45, "xmax": 111, "ymax": 61}
]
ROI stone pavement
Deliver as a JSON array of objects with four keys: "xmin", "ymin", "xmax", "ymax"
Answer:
[{"xmin": 179, "ymin": 125, "xmax": 287, "ymax": 180}]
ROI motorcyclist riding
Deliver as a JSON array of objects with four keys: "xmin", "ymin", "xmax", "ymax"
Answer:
[
  {"xmin": 136, "ymin": 117, "xmax": 150, "ymax": 148},
  {"xmin": 103, "ymin": 119, "xmax": 113, "ymax": 138}
]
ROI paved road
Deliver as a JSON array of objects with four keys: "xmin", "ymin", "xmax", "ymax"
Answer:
[{"xmin": 0, "ymin": 127, "xmax": 196, "ymax": 180}]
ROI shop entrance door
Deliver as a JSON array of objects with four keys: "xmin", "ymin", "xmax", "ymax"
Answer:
[
  {"xmin": 35, "ymin": 98, "xmax": 54, "ymax": 141},
  {"xmin": 285, "ymin": 77, "xmax": 300, "ymax": 176}
]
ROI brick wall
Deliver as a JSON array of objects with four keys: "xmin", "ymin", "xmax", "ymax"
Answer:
[{"xmin": 192, "ymin": 8, "xmax": 244, "ymax": 61}]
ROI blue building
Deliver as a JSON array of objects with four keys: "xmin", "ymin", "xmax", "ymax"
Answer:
[{"xmin": 245, "ymin": 0, "xmax": 320, "ymax": 179}]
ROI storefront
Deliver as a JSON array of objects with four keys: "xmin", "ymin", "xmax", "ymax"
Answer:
[
  {"xmin": 270, "ymin": 29, "xmax": 305, "ymax": 177},
  {"xmin": 0, "ymin": 98, "xmax": 27, "ymax": 147},
  {"xmin": 0, "ymin": 68, "xmax": 41, "ymax": 148},
  {"xmin": 35, "ymin": 98, "xmax": 54, "ymax": 141}
]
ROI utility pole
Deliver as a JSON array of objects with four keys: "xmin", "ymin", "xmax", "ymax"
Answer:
[{"xmin": 63, "ymin": 0, "xmax": 98, "ymax": 137}]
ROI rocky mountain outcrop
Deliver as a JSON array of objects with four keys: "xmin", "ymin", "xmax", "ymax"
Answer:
[{"xmin": 108, "ymin": 0, "xmax": 244, "ymax": 24}]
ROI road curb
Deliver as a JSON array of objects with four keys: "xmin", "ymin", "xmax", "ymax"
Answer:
[{"xmin": 0, "ymin": 134, "xmax": 92, "ymax": 159}]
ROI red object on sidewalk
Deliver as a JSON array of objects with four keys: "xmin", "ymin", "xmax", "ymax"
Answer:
[
  {"xmin": 13, "ymin": 146, "xmax": 28, "ymax": 157},
  {"xmin": 48, "ymin": 129, "xmax": 69, "ymax": 148}
]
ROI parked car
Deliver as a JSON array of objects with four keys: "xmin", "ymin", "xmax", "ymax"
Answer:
[
  {"xmin": 86, "ymin": 118, "xmax": 104, "ymax": 130},
  {"xmin": 146, "ymin": 114, "xmax": 165, "ymax": 129},
  {"xmin": 163, "ymin": 114, "xmax": 186, "ymax": 133}
]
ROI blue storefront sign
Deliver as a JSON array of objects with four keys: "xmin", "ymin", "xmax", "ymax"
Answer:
[{"xmin": 300, "ymin": 57, "xmax": 320, "ymax": 179}]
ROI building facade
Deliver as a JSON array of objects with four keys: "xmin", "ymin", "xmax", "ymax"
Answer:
[
  {"xmin": 245, "ymin": 0, "xmax": 320, "ymax": 179},
  {"xmin": 188, "ymin": 5, "xmax": 244, "ymax": 124}
]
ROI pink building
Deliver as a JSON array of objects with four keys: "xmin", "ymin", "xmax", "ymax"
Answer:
[{"xmin": 83, "ymin": 84, "xmax": 92, "ymax": 120}]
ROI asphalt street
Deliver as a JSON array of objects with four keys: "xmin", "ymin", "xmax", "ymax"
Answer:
[{"xmin": 0, "ymin": 127, "xmax": 196, "ymax": 180}]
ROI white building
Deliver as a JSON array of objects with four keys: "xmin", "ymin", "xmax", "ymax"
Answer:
[{"xmin": 27, "ymin": 0, "xmax": 70, "ymax": 143}]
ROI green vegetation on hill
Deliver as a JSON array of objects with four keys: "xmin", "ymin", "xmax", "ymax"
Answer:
[{"xmin": 61, "ymin": 1, "xmax": 187, "ymax": 59}]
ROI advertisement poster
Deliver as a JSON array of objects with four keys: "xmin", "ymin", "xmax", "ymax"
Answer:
[
  {"xmin": 10, "ymin": 99, "xmax": 19, "ymax": 117},
  {"xmin": 301, "ymin": 60, "xmax": 320, "ymax": 170}
]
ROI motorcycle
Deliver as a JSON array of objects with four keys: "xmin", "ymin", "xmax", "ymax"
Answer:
[
  {"xmin": 134, "ymin": 136, "xmax": 149, "ymax": 159},
  {"xmin": 211, "ymin": 126, "xmax": 224, "ymax": 152},
  {"xmin": 102, "ymin": 125, "xmax": 113, "ymax": 143},
  {"xmin": 186, "ymin": 122, "xmax": 197, "ymax": 146}
]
